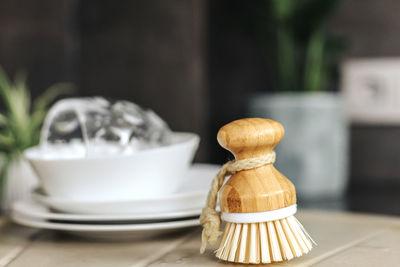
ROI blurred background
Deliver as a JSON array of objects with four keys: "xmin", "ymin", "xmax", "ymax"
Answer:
[{"xmin": 1, "ymin": 0, "xmax": 400, "ymax": 215}]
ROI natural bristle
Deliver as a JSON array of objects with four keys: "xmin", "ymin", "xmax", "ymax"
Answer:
[{"xmin": 216, "ymin": 216, "xmax": 313, "ymax": 264}]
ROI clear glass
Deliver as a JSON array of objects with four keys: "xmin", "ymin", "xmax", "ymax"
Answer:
[{"xmin": 40, "ymin": 97, "xmax": 172, "ymax": 158}]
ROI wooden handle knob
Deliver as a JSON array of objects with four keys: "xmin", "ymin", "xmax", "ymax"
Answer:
[
  {"xmin": 217, "ymin": 118, "xmax": 284, "ymax": 160},
  {"xmin": 218, "ymin": 118, "xmax": 296, "ymax": 213}
]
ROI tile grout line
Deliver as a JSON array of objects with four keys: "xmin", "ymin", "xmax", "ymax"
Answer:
[
  {"xmin": 130, "ymin": 230, "xmax": 198, "ymax": 267},
  {"xmin": 0, "ymin": 230, "xmax": 44, "ymax": 267},
  {"xmin": 295, "ymin": 230, "xmax": 384, "ymax": 267},
  {"xmin": 0, "ymin": 246, "xmax": 25, "ymax": 267}
]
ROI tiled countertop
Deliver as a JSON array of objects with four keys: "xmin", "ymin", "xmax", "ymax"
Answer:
[{"xmin": 1, "ymin": 210, "xmax": 400, "ymax": 266}]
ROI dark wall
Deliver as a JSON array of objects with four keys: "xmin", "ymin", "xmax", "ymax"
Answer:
[
  {"xmin": 1, "ymin": 0, "xmax": 400, "ymax": 185},
  {"xmin": 207, "ymin": 0, "xmax": 400, "ymax": 187},
  {"xmin": 0, "ymin": 0, "xmax": 80, "ymax": 95},
  {"xmin": 78, "ymin": 0, "xmax": 209, "ymax": 160},
  {"xmin": 79, "ymin": 0, "xmax": 207, "ymax": 126},
  {"xmin": 330, "ymin": 0, "xmax": 400, "ymax": 187},
  {"xmin": 0, "ymin": 0, "xmax": 210, "ymax": 161},
  {"xmin": 330, "ymin": 0, "xmax": 400, "ymax": 57},
  {"xmin": 207, "ymin": 1, "xmax": 273, "ymax": 162}
]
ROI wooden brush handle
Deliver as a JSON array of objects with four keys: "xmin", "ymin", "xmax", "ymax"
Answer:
[{"xmin": 218, "ymin": 118, "xmax": 296, "ymax": 213}]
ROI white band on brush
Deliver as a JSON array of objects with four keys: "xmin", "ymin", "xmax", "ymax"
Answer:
[{"xmin": 221, "ymin": 204, "xmax": 297, "ymax": 223}]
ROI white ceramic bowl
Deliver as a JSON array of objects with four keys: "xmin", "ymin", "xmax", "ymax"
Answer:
[{"xmin": 25, "ymin": 132, "xmax": 199, "ymax": 202}]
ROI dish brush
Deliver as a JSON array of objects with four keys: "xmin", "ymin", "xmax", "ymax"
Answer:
[{"xmin": 200, "ymin": 118, "xmax": 314, "ymax": 264}]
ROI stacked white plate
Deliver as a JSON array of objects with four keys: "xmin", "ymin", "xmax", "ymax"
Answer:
[{"xmin": 12, "ymin": 163, "xmax": 219, "ymax": 239}]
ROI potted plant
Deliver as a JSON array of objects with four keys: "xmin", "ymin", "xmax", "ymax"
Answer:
[
  {"xmin": 247, "ymin": 0, "xmax": 348, "ymax": 200},
  {"xmin": 0, "ymin": 68, "xmax": 73, "ymax": 212}
]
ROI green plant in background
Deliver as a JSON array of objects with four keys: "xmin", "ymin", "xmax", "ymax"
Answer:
[
  {"xmin": 269, "ymin": 0, "xmax": 346, "ymax": 92},
  {"xmin": 0, "ymin": 67, "xmax": 73, "ymax": 190}
]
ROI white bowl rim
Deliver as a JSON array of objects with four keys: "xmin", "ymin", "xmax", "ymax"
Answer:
[
  {"xmin": 24, "ymin": 132, "xmax": 199, "ymax": 162},
  {"xmin": 32, "ymin": 186, "xmax": 207, "ymax": 204}
]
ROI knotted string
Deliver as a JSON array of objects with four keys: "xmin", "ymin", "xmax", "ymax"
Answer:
[{"xmin": 199, "ymin": 152, "xmax": 276, "ymax": 253}]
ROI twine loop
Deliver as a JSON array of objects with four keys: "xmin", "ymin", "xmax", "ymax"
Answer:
[{"xmin": 199, "ymin": 151, "xmax": 276, "ymax": 253}]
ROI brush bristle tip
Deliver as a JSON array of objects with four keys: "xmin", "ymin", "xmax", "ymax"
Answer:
[{"xmin": 215, "ymin": 215, "xmax": 313, "ymax": 264}]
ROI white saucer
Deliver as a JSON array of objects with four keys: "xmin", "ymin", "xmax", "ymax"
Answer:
[
  {"xmin": 12, "ymin": 213, "xmax": 199, "ymax": 240},
  {"xmin": 32, "ymin": 164, "xmax": 220, "ymax": 215},
  {"xmin": 13, "ymin": 200, "xmax": 201, "ymax": 222}
]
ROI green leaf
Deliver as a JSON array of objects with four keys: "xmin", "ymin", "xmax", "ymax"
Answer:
[
  {"xmin": 6, "ymin": 75, "xmax": 32, "ymax": 150},
  {"xmin": 303, "ymin": 25, "xmax": 326, "ymax": 92},
  {"xmin": 0, "ymin": 66, "xmax": 76, "ymax": 152},
  {"xmin": 0, "ymin": 66, "xmax": 77, "ymax": 195},
  {"xmin": 0, "ymin": 113, "xmax": 8, "ymax": 127},
  {"xmin": 276, "ymin": 27, "xmax": 298, "ymax": 91},
  {"xmin": 33, "ymin": 82, "xmax": 75, "ymax": 114},
  {"xmin": 270, "ymin": 0, "xmax": 296, "ymax": 21},
  {"xmin": 0, "ymin": 67, "xmax": 13, "ymax": 109},
  {"xmin": 0, "ymin": 132, "xmax": 14, "ymax": 152},
  {"xmin": 30, "ymin": 109, "xmax": 47, "ymax": 136},
  {"xmin": 30, "ymin": 82, "xmax": 75, "ymax": 141},
  {"xmin": 0, "ymin": 153, "xmax": 12, "ymax": 196},
  {"xmin": 291, "ymin": 0, "xmax": 342, "ymax": 43}
]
